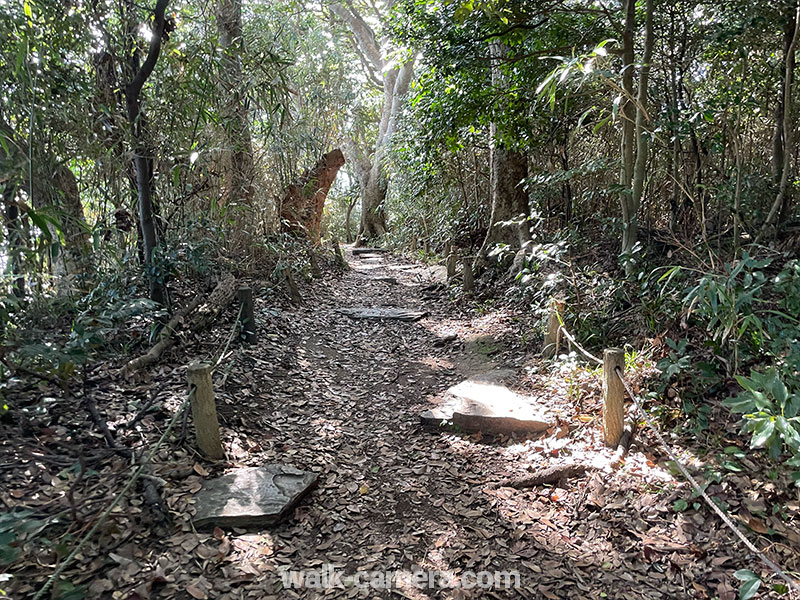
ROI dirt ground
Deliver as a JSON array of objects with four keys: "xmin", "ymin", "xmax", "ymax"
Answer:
[{"xmin": 3, "ymin": 249, "xmax": 798, "ymax": 600}]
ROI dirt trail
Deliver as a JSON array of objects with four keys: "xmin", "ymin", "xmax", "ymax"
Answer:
[{"xmin": 172, "ymin": 249, "xmax": 692, "ymax": 600}]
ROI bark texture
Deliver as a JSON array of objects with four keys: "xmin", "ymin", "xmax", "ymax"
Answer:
[
  {"xmin": 331, "ymin": 3, "xmax": 415, "ymax": 245},
  {"xmin": 280, "ymin": 149, "xmax": 345, "ymax": 241},
  {"xmin": 216, "ymin": 0, "xmax": 255, "ymax": 216},
  {"xmin": 125, "ymin": 0, "xmax": 170, "ymax": 305}
]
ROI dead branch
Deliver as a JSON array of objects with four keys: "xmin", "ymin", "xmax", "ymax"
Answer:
[
  {"xmin": 496, "ymin": 462, "xmax": 592, "ymax": 489},
  {"xmin": 121, "ymin": 272, "xmax": 238, "ymax": 376}
]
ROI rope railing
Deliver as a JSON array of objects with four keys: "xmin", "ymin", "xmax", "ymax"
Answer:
[
  {"xmin": 614, "ymin": 365, "xmax": 799, "ymax": 595},
  {"xmin": 555, "ymin": 320, "xmax": 799, "ymax": 595},
  {"xmin": 33, "ymin": 303, "xmax": 245, "ymax": 600}
]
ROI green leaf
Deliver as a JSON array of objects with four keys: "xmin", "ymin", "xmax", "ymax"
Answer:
[
  {"xmin": 738, "ymin": 576, "xmax": 761, "ymax": 600},
  {"xmin": 776, "ymin": 417, "xmax": 800, "ymax": 451},
  {"xmin": 734, "ymin": 569, "xmax": 758, "ymax": 582},
  {"xmin": 769, "ymin": 374, "xmax": 788, "ymax": 406},
  {"xmin": 735, "ymin": 375, "xmax": 756, "ymax": 393},
  {"xmin": 750, "ymin": 419, "xmax": 775, "ymax": 449},
  {"xmin": 673, "ymin": 498, "xmax": 688, "ymax": 511},
  {"xmin": 723, "ymin": 395, "xmax": 755, "ymax": 413}
]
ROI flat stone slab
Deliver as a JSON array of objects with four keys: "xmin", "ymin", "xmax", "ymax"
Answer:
[
  {"xmin": 368, "ymin": 275, "xmax": 398, "ymax": 284},
  {"xmin": 352, "ymin": 247, "xmax": 389, "ymax": 255},
  {"xmin": 337, "ymin": 307, "xmax": 428, "ymax": 321},
  {"xmin": 193, "ymin": 465, "xmax": 317, "ymax": 529},
  {"xmin": 421, "ymin": 370, "xmax": 551, "ymax": 434}
]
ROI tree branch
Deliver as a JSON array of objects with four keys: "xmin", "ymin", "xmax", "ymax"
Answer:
[
  {"xmin": 330, "ymin": 2, "xmax": 383, "ymax": 72},
  {"xmin": 126, "ymin": 0, "xmax": 170, "ymax": 98}
]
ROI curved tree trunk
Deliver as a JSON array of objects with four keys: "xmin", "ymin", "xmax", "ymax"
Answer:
[
  {"xmin": 124, "ymin": 0, "xmax": 169, "ymax": 306},
  {"xmin": 331, "ymin": 3, "xmax": 414, "ymax": 246}
]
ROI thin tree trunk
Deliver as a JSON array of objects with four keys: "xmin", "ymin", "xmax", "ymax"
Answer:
[
  {"xmin": 626, "ymin": 0, "xmax": 654, "ymax": 273},
  {"xmin": 345, "ymin": 197, "xmax": 356, "ymax": 243},
  {"xmin": 764, "ymin": 1, "xmax": 800, "ymax": 234},
  {"xmin": 124, "ymin": 0, "xmax": 169, "ymax": 305},
  {"xmin": 618, "ymin": 0, "xmax": 636, "ymax": 263},
  {"xmin": 3, "ymin": 186, "xmax": 25, "ymax": 299}
]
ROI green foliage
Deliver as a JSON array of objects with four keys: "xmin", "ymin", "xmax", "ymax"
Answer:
[
  {"xmin": 725, "ymin": 369, "xmax": 800, "ymax": 462},
  {"xmin": 682, "ymin": 255, "xmax": 800, "ymax": 376},
  {"xmin": 733, "ymin": 569, "xmax": 761, "ymax": 600}
]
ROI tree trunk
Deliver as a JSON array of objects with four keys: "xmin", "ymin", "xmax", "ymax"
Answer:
[
  {"xmin": 280, "ymin": 149, "xmax": 345, "ymax": 242},
  {"xmin": 479, "ymin": 141, "xmax": 529, "ymax": 253},
  {"xmin": 0, "ymin": 112, "xmax": 92, "ymax": 283},
  {"xmin": 626, "ymin": 0, "xmax": 654, "ymax": 274},
  {"xmin": 475, "ymin": 42, "xmax": 530, "ymax": 272},
  {"xmin": 345, "ymin": 197, "xmax": 356, "ymax": 243},
  {"xmin": 358, "ymin": 168, "xmax": 388, "ymax": 242},
  {"xmin": 764, "ymin": 1, "xmax": 800, "ymax": 235},
  {"xmin": 32, "ymin": 164, "xmax": 92, "ymax": 282},
  {"xmin": 216, "ymin": 0, "xmax": 255, "ymax": 218},
  {"xmin": 331, "ymin": 3, "xmax": 414, "ymax": 246},
  {"xmin": 3, "ymin": 185, "xmax": 25, "ymax": 299},
  {"xmin": 124, "ymin": 0, "xmax": 169, "ymax": 306},
  {"xmin": 618, "ymin": 0, "xmax": 637, "ymax": 264}
]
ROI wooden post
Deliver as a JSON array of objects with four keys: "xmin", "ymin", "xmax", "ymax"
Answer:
[
  {"xmin": 603, "ymin": 348, "xmax": 625, "ymax": 448},
  {"xmin": 446, "ymin": 247, "xmax": 458, "ymax": 280},
  {"xmin": 237, "ymin": 286, "xmax": 256, "ymax": 344},
  {"xmin": 331, "ymin": 236, "xmax": 348, "ymax": 270},
  {"xmin": 307, "ymin": 248, "xmax": 322, "ymax": 278},
  {"xmin": 187, "ymin": 362, "xmax": 224, "ymax": 459},
  {"xmin": 462, "ymin": 258, "xmax": 474, "ymax": 295},
  {"xmin": 542, "ymin": 298, "xmax": 565, "ymax": 358},
  {"xmin": 285, "ymin": 270, "xmax": 303, "ymax": 306}
]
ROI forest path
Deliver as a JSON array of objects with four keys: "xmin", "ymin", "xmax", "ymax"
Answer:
[{"xmin": 178, "ymin": 248, "xmax": 692, "ymax": 600}]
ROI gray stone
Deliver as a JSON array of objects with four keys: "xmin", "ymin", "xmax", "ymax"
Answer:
[
  {"xmin": 192, "ymin": 465, "xmax": 317, "ymax": 529},
  {"xmin": 369, "ymin": 276, "xmax": 398, "ymax": 284},
  {"xmin": 337, "ymin": 307, "xmax": 428, "ymax": 321},
  {"xmin": 352, "ymin": 247, "xmax": 389, "ymax": 255},
  {"xmin": 420, "ymin": 371, "xmax": 551, "ymax": 435}
]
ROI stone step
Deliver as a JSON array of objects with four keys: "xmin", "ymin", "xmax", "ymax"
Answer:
[
  {"xmin": 192, "ymin": 465, "xmax": 317, "ymax": 529},
  {"xmin": 352, "ymin": 247, "xmax": 389, "ymax": 255},
  {"xmin": 337, "ymin": 307, "xmax": 428, "ymax": 321},
  {"xmin": 421, "ymin": 371, "xmax": 551, "ymax": 435}
]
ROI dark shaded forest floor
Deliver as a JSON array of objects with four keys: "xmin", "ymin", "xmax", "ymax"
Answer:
[{"xmin": 3, "ymin": 249, "xmax": 798, "ymax": 599}]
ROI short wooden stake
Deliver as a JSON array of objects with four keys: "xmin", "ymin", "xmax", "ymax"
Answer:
[
  {"xmin": 307, "ymin": 248, "xmax": 322, "ymax": 278},
  {"xmin": 187, "ymin": 362, "xmax": 224, "ymax": 459},
  {"xmin": 542, "ymin": 298, "xmax": 565, "ymax": 358},
  {"xmin": 603, "ymin": 348, "xmax": 625, "ymax": 448},
  {"xmin": 285, "ymin": 270, "xmax": 303, "ymax": 306},
  {"xmin": 446, "ymin": 248, "xmax": 458, "ymax": 280},
  {"xmin": 462, "ymin": 258, "xmax": 475, "ymax": 295},
  {"xmin": 237, "ymin": 286, "xmax": 256, "ymax": 345}
]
